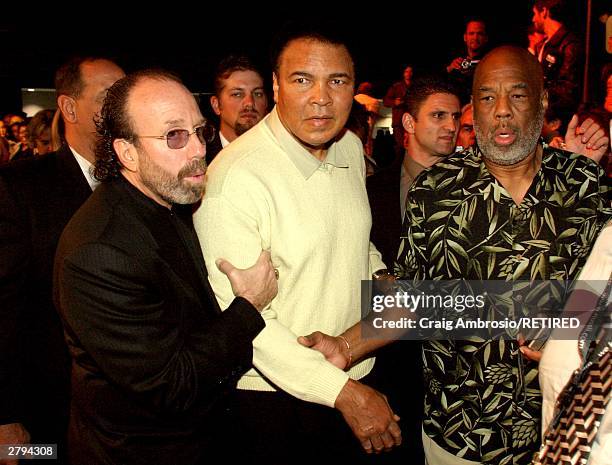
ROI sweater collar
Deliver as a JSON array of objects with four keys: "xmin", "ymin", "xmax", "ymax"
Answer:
[{"xmin": 266, "ymin": 106, "xmax": 349, "ymax": 179}]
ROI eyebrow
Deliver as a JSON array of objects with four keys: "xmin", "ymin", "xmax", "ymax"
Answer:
[
  {"xmin": 328, "ymin": 72, "xmax": 353, "ymax": 80},
  {"xmin": 289, "ymin": 71, "xmax": 313, "ymax": 79},
  {"xmin": 478, "ymin": 82, "xmax": 529, "ymax": 92},
  {"xmin": 162, "ymin": 118, "xmax": 206, "ymax": 127},
  {"xmin": 228, "ymin": 86, "xmax": 265, "ymax": 91},
  {"xmin": 288, "ymin": 71, "xmax": 353, "ymax": 80},
  {"xmin": 430, "ymin": 109, "xmax": 461, "ymax": 116}
]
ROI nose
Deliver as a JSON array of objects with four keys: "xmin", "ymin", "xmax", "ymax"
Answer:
[
  {"xmin": 243, "ymin": 92, "xmax": 255, "ymax": 108},
  {"xmin": 187, "ymin": 130, "xmax": 206, "ymax": 159},
  {"xmin": 443, "ymin": 116, "xmax": 458, "ymax": 134},
  {"xmin": 494, "ymin": 95, "xmax": 512, "ymax": 121},
  {"xmin": 311, "ymin": 82, "xmax": 332, "ymax": 107}
]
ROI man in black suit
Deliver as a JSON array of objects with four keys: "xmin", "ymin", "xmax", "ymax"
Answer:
[
  {"xmin": 53, "ymin": 69, "xmax": 277, "ymax": 465},
  {"xmin": 0, "ymin": 56, "xmax": 125, "ymax": 463},
  {"xmin": 365, "ymin": 75, "xmax": 462, "ymax": 464},
  {"xmin": 368, "ymin": 74, "xmax": 461, "ymax": 268}
]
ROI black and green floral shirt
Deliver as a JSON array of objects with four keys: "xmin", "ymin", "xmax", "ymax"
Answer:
[{"xmin": 395, "ymin": 144, "xmax": 611, "ymax": 465}]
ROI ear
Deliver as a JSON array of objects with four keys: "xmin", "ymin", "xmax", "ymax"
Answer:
[
  {"xmin": 542, "ymin": 7, "xmax": 549, "ymax": 19},
  {"xmin": 272, "ymin": 72, "xmax": 279, "ymax": 104},
  {"xmin": 113, "ymin": 139, "xmax": 137, "ymax": 172},
  {"xmin": 57, "ymin": 94, "xmax": 77, "ymax": 124},
  {"xmin": 210, "ymin": 95, "xmax": 221, "ymax": 116},
  {"xmin": 402, "ymin": 112, "xmax": 415, "ymax": 134}
]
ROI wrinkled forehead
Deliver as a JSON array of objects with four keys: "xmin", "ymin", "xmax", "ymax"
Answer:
[
  {"xmin": 474, "ymin": 49, "xmax": 543, "ymax": 92},
  {"xmin": 128, "ymin": 78, "xmax": 201, "ymax": 128}
]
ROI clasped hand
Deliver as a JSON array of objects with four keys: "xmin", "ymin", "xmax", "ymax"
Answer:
[{"xmin": 298, "ymin": 332, "xmax": 402, "ymax": 454}]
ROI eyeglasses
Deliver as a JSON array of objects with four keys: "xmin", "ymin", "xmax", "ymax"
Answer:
[{"xmin": 136, "ymin": 124, "xmax": 215, "ymax": 149}]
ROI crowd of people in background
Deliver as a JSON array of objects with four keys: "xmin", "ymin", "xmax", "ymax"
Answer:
[{"xmin": 2, "ymin": 7, "xmax": 611, "ymax": 175}]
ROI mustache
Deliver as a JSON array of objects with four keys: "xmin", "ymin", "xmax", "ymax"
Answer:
[
  {"xmin": 178, "ymin": 158, "xmax": 207, "ymax": 179},
  {"xmin": 489, "ymin": 122, "xmax": 519, "ymax": 134}
]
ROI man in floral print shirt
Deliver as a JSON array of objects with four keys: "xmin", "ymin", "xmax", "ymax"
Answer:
[
  {"xmin": 393, "ymin": 46, "xmax": 610, "ymax": 465},
  {"xmin": 299, "ymin": 46, "xmax": 610, "ymax": 465}
]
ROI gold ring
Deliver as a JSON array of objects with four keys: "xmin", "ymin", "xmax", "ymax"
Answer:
[{"xmin": 274, "ymin": 268, "xmax": 279, "ymax": 279}]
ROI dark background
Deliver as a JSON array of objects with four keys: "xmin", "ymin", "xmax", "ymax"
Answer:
[{"xmin": 1, "ymin": 1, "xmax": 610, "ymax": 113}]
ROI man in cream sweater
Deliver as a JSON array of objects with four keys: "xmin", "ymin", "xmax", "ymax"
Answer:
[{"xmin": 194, "ymin": 25, "xmax": 401, "ymax": 464}]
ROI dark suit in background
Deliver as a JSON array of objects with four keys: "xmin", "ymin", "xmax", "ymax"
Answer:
[
  {"xmin": 53, "ymin": 175, "xmax": 264, "ymax": 465},
  {"xmin": 205, "ymin": 129, "xmax": 223, "ymax": 166},
  {"xmin": 0, "ymin": 145, "xmax": 91, "ymax": 458},
  {"xmin": 367, "ymin": 157, "xmax": 403, "ymax": 268},
  {"xmin": 366, "ymin": 156, "xmax": 424, "ymax": 463}
]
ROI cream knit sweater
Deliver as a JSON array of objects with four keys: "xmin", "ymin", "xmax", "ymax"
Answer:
[{"xmin": 194, "ymin": 107, "xmax": 385, "ymax": 407}]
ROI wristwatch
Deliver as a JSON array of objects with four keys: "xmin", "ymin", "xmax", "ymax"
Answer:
[{"xmin": 372, "ymin": 269, "xmax": 395, "ymax": 280}]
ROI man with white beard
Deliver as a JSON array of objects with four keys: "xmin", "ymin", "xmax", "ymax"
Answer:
[{"xmin": 300, "ymin": 46, "xmax": 610, "ymax": 465}]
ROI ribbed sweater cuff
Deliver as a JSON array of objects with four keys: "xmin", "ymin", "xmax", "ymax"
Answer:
[{"xmin": 303, "ymin": 360, "xmax": 350, "ymax": 407}]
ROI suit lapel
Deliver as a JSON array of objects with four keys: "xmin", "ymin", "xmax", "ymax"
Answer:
[{"xmin": 173, "ymin": 208, "xmax": 223, "ymax": 314}]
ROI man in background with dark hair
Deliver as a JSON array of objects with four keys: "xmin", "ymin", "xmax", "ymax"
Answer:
[
  {"xmin": 368, "ymin": 73, "xmax": 461, "ymax": 281},
  {"xmin": 207, "ymin": 55, "xmax": 268, "ymax": 163},
  {"xmin": 360, "ymin": 74, "xmax": 461, "ymax": 464},
  {"xmin": 532, "ymin": 0, "xmax": 583, "ymax": 115},
  {"xmin": 0, "ymin": 56, "xmax": 124, "ymax": 463},
  {"xmin": 446, "ymin": 19, "xmax": 489, "ymax": 104},
  {"xmin": 383, "ymin": 65, "xmax": 413, "ymax": 156}
]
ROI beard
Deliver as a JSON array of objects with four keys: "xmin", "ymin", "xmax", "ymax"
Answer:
[
  {"xmin": 533, "ymin": 19, "xmax": 545, "ymax": 34},
  {"xmin": 138, "ymin": 149, "xmax": 207, "ymax": 205},
  {"xmin": 474, "ymin": 104, "xmax": 544, "ymax": 166},
  {"xmin": 235, "ymin": 120, "xmax": 256, "ymax": 137},
  {"xmin": 234, "ymin": 110, "xmax": 261, "ymax": 136}
]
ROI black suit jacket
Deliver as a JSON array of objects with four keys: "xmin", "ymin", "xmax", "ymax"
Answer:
[
  {"xmin": 53, "ymin": 176, "xmax": 264, "ymax": 465},
  {"xmin": 0, "ymin": 145, "xmax": 91, "ymax": 443},
  {"xmin": 367, "ymin": 157, "xmax": 403, "ymax": 270},
  {"xmin": 205, "ymin": 130, "xmax": 223, "ymax": 166},
  {"xmin": 366, "ymin": 155, "xmax": 424, "ymax": 463}
]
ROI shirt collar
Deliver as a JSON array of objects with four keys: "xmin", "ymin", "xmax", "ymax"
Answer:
[
  {"xmin": 265, "ymin": 106, "xmax": 349, "ymax": 179},
  {"xmin": 401, "ymin": 153, "xmax": 428, "ymax": 185},
  {"xmin": 70, "ymin": 146, "xmax": 99, "ymax": 191},
  {"xmin": 471, "ymin": 141, "xmax": 548, "ymax": 201},
  {"xmin": 219, "ymin": 131, "xmax": 231, "ymax": 148}
]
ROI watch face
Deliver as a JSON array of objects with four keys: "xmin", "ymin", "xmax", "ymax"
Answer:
[{"xmin": 373, "ymin": 269, "xmax": 394, "ymax": 280}]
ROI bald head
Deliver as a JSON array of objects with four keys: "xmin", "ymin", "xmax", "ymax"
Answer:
[{"xmin": 474, "ymin": 46, "xmax": 544, "ymax": 97}]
